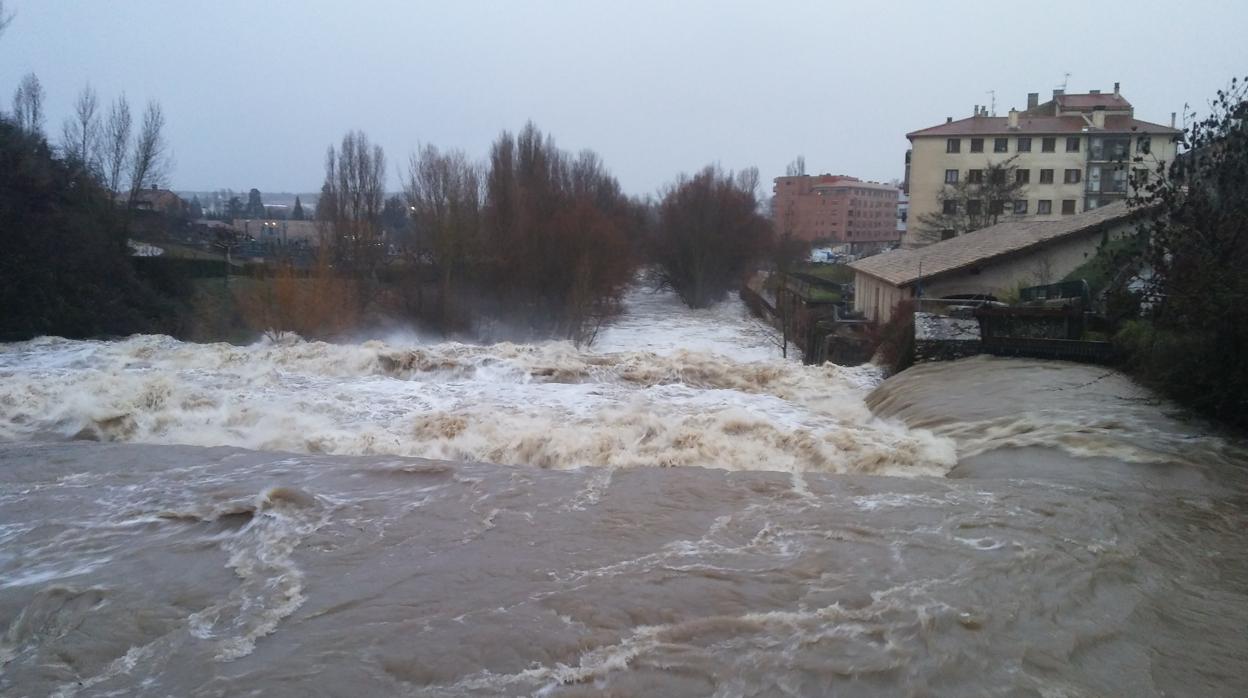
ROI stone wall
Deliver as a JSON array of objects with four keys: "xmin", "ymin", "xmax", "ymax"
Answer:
[{"xmin": 913, "ymin": 311, "xmax": 981, "ymax": 362}]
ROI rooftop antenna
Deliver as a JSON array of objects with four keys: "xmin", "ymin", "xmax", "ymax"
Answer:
[
  {"xmin": 985, "ymin": 90, "xmax": 997, "ymax": 116},
  {"xmin": 1058, "ymin": 72, "xmax": 1071, "ymax": 92}
]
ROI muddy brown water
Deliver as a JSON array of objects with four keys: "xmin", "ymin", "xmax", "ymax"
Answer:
[{"xmin": 1, "ymin": 291, "xmax": 1247, "ymax": 696}]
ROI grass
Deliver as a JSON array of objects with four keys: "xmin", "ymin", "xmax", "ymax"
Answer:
[
  {"xmin": 804, "ymin": 288, "xmax": 843, "ymax": 303},
  {"xmin": 794, "ymin": 263, "xmax": 854, "ymax": 284}
]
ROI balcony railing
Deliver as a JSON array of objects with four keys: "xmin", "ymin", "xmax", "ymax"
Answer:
[
  {"xmin": 1087, "ymin": 138, "xmax": 1132, "ymax": 162},
  {"xmin": 1086, "ymin": 181, "xmax": 1128, "ymax": 194}
]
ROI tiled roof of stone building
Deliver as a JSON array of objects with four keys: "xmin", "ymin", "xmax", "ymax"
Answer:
[
  {"xmin": 907, "ymin": 115, "xmax": 1178, "ymax": 138},
  {"xmin": 1056, "ymin": 92, "xmax": 1133, "ymax": 111},
  {"xmin": 848, "ymin": 201, "xmax": 1137, "ymax": 287}
]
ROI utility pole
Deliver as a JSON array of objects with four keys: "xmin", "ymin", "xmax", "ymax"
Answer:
[{"xmin": 213, "ymin": 230, "xmax": 240, "ymax": 291}]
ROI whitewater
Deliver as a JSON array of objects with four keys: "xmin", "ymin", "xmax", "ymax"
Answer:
[
  {"xmin": 3, "ymin": 284, "xmax": 1248, "ymax": 697},
  {"xmin": 0, "ymin": 286, "xmax": 954, "ymax": 477}
]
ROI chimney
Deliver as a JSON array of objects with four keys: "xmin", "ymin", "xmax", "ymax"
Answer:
[
  {"xmin": 1053, "ymin": 89, "xmax": 1064, "ymax": 99},
  {"xmin": 1171, "ymin": 112, "xmax": 1176, "ymax": 128},
  {"xmin": 973, "ymin": 104, "xmax": 979, "ymax": 117},
  {"xmin": 1008, "ymin": 108, "xmax": 1019, "ymax": 129},
  {"xmin": 1114, "ymin": 82, "xmax": 1120, "ymax": 95},
  {"xmin": 946, "ymin": 116, "xmax": 953, "ymax": 124},
  {"xmin": 1027, "ymin": 92, "xmax": 1039, "ymax": 109},
  {"xmin": 1089, "ymin": 89, "xmax": 1100, "ymax": 95},
  {"xmin": 1092, "ymin": 107, "xmax": 1106, "ymax": 128}
]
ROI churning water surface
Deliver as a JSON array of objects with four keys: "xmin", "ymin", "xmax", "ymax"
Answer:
[{"xmin": 1, "ymin": 286, "xmax": 1246, "ymax": 696}]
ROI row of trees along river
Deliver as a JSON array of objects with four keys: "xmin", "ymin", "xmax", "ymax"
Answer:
[
  {"xmin": 1, "ymin": 36, "xmax": 1246, "ymax": 429},
  {"xmin": 1, "ymin": 73, "xmax": 776, "ymax": 348}
]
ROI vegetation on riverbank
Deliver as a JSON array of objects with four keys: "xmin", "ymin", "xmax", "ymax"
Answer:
[
  {"xmin": 1, "ymin": 109, "xmax": 785, "ymax": 346},
  {"xmin": 0, "ymin": 119, "xmax": 187, "ymax": 341},
  {"xmin": 1111, "ymin": 77, "xmax": 1248, "ymax": 428}
]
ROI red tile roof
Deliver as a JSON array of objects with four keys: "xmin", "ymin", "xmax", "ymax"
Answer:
[
  {"xmin": 1058, "ymin": 93, "xmax": 1132, "ymax": 110},
  {"xmin": 907, "ymin": 114, "xmax": 1178, "ymax": 138}
]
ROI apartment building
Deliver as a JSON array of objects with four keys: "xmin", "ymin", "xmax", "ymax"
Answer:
[
  {"xmin": 904, "ymin": 84, "xmax": 1179, "ymax": 246},
  {"xmin": 772, "ymin": 174, "xmax": 900, "ymax": 251}
]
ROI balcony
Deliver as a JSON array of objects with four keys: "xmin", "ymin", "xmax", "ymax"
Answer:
[
  {"xmin": 1087, "ymin": 137, "xmax": 1131, "ymax": 163},
  {"xmin": 1086, "ymin": 181, "xmax": 1128, "ymax": 194}
]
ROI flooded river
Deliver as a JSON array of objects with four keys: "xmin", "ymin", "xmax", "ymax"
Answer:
[{"xmin": 1, "ymin": 287, "xmax": 1246, "ymax": 696}]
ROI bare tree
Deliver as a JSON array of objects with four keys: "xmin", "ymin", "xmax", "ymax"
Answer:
[
  {"xmin": 11, "ymin": 73, "xmax": 44, "ymax": 135},
  {"xmin": 60, "ymin": 84, "xmax": 100, "ymax": 171},
  {"xmin": 404, "ymin": 144, "xmax": 482, "ymax": 328},
  {"xmin": 128, "ymin": 100, "xmax": 168, "ymax": 202},
  {"xmin": 322, "ymin": 130, "xmax": 387, "ymax": 305},
  {"xmin": 770, "ymin": 160, "xmax": 813, "ymax": 358},
  {"xmin": 652, "ymin": 165, "xmax": 772, "ymax": 308},
  {"xmin": 785, "ymin": 155, "xmax": 806, "ymax": 177},
  {"xmin": 101, "ymin": 94, "xmax": 132, "ymax": 194},
  {"xmin": 481, "ymin": 123, "xmax": 636, "ymax": 343},
  {"xmin": 914, "ymin": 155, "xmax": 1026, "ymax": 244},
  {"xmin": 0, "ymin": 1, "xmax": 13, "ymax": 40}
]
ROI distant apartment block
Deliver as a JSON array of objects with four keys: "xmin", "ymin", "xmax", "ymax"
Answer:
[
  {"xmin": 904, "ymin": 84, "xmax": 1179, "ymax": 246},
  {"xmin": 772, "ymin": 174, "xmax": 900, "ymax": 251}
]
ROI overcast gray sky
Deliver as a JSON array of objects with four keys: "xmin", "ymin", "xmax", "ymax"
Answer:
[{"xmin": 2, "ymin": 0, "xmax": 1244, "ymax": 196}]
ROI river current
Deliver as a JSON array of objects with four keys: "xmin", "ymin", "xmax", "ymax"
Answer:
[{"xmin": 1, "ymin": 286, "xmax": 1246, "ymax": 696}]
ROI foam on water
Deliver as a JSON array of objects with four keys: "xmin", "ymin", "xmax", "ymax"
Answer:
[{"xmin": 0, "ymin": 286, "xmax": 954, "ymax": 476}]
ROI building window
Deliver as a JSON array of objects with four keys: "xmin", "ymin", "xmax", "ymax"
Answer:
[
  {"xmin": 967, "ymin": 169, "xmax": 983, "ymax": 184},
  {"xmin": 1061, "ymin": 199, "xmax": 1076, "ymax": 214},
  {"xmin": 970, "ymin": 138, "xmax": 984, "ymax": 153},
  {"xmin": 1013, "ymin": 199, "xmax": 1028, "ymax": 214},
  {"xmin": 1042, "ymin": 137, "xmax": 1056, "ymax": 153},
  {"xmin": 1037, "ymin": 199, "xmax": 1052, "ymax": 214},
  {"xmin": 1133, "ymin": 168, "xmax": 1150, "ymax": 187},
  {"xmin": 1017, "ymin": 137, "xmax": 1032, "ymax": 152},
  {"xmin": 966, "ymin": 199, "xmax": 983, "ymax": 215},
  {"xmin": 1086, "ymin": 197, "xmax": 1100, "ymax": 210},
  {"xmin": 1066, "ymin": 137, "xmax": 1080, "ymax": 153},
  {"xmin": 1016, "ymin": 169, "xmax": 1031, "ymax": 184},
  {"xmin": 1064, "ymin": 169, "xmax": 1082, "ymax": 184},
  {"xmin": 994, "ymin": 138, "xmax": 1008, "ymax": 153},
  {"xmin": 989, "ymin": 200, "xmax": 1005, "ymax": 215},
  {"xmin": 1039, "ymin": 169, "xmax": 1054, "ymax": 184},
  {"xmin": 947, "ymin": 138, "xmax": 961, "ymax": 153},
  {"xmin": 1137, "ymin": 136, "xmax": 1152, "ymax": 154},
  {"xmin": 989, "ymin": 169, "xmax": 1006, "ymax": 184},
  {"xmin": 1112, "ymin": 166, "xmax": 1128, "ymax": 191}
]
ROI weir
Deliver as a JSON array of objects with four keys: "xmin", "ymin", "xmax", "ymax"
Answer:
[{"xmin": 908, "ymin": 284, "xmax": 1118, "ymax": 366}]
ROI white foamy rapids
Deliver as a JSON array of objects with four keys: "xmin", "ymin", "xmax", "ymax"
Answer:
[{"xmin": 0, "ymin": 288, "xmax": 954, "ymax": 476}]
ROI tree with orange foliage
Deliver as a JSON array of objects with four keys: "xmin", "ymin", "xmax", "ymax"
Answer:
[{"xmin": 235, "ymin": 247, "xmax": 358, "ymax": 340}]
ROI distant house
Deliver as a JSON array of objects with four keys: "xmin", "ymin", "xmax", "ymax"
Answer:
[
  {"xmin": 847, "ymin": 200, "xmax": 1139, "ymax": 323},
  {"xmin": 128, "ymin": 186, "xmax": 187, "ymax": 217},
  {"xmin": 233, "ymin": 219, "xmax": 323, "ymax": 245}
]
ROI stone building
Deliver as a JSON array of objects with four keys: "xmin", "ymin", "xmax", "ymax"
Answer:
[
  {"xmin": 904, "ymin": 84, "xmax": 1178, "ymax": 247},
  {"xmin": 848, "ymin": 201, "xmax": 1137, "ymax": 323}
]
